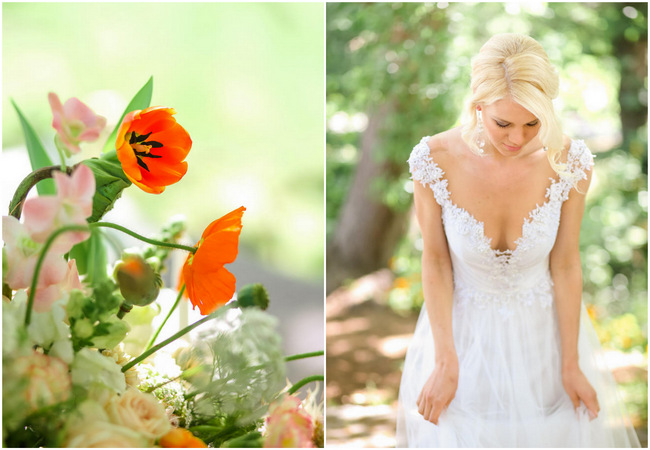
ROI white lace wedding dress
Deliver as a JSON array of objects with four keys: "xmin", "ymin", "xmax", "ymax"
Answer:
[{"xmin": 396, "ymin": 137, "xmax": 641, "ymax": 447}]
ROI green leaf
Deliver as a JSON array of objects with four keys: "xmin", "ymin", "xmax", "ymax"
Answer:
[
  {"xmin": 69, "ymin": 229, "xmax": 109, "ymax": 279},
  {"xmin": 82, "ymin": 151, "xmax": 132, "ymax": 222},
  {"xmin": 102, "ymin": 76, "xmax": 154, "ymax": 154},
  {"xmin": 90, "ymin": 316, "xmax": 130, "ymax": 349},
  {"xmin": 11, "ymin": 99, "xmax": 55, "ymax": 195}
]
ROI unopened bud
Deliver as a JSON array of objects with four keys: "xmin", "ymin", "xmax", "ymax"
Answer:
[
  {"xmin": 113, "ymin": 253, "xmax": 162, "ymax": 307},
  {"xmin": 237, "ymin": 283, "xmax": 269, "ymax": 310}
]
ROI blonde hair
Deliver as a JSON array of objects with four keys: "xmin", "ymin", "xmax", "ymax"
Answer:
[{"xmin": 461, "ymin": 33, "xmax": 566, "ymax": 175}]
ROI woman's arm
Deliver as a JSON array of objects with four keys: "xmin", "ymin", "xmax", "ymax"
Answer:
[
  {"xmin": 549, "ymin": 158, "xmax": 599, "ymax": 419},
  {"xmin": 412, "ymin": 170, "xmax": 457, "ymax": 425}
]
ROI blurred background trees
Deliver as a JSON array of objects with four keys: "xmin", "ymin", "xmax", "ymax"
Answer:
[{"xmin": 326, "ymin": 2, "xmax": 647, "ymax": 446}]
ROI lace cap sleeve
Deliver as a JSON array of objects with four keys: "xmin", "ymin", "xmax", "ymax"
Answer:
[
  {"xmin": 407, "ymin": 136, "xmax": 444, "ymax": 187},
  {"xmin": 555, "ymin": 139, "xmax": 594, "ymax": 201},
  {"xmin": 567, "ymin": 139, "xmax": 595, "ymax": 181}
]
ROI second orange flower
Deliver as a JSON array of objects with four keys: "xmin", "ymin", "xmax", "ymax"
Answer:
[
  {"xmin": 116, "ymin": 106, "xmax": 192, "ymax": 194},
  {"xmin": 180, "ymin": 206, "xmax": 246, "ymax": 315}
]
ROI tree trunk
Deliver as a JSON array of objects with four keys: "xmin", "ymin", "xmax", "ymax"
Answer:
[
  {"xmin": 326, "ymin": 103, "xmax": 408, "ymax": 293},
  {"xmin": 615, "ymin": 7, "xmax": 647, "ymax": 164}
]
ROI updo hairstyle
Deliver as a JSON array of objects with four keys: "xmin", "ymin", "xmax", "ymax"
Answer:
[{"xmin": 461, "ymin": 33, "xmax": 566, "ymax": 175}]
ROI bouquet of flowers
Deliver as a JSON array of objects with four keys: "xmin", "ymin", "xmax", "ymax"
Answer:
[{"xmin": 2, "ymin": 78, "xmax": 324, "ymax": 448}]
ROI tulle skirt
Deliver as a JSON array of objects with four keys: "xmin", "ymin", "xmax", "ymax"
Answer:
[{"xmin": 396, "ymin": 298, "xmax": 641, "ymax": 447}]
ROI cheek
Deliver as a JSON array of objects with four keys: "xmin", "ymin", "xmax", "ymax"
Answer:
[
  {"xmin": 526, "ymin": 126, "xmax": 540, "ymax": 140},
  {"xmin": 484, "ymin": 123, "xmax": 504, "ymax": 140}
]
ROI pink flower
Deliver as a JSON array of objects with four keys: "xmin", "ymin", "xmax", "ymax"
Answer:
[
  {"xmin": 2, "ymin": 216, "xmax": 68, "ymax": 291},
  {"xmin": 32, "ymin": 259, "xmax": 83, "ymax": 312},
  {"xmin": 264, "ymin": 394, "xmax": 315, "ymax": 448},
  {"xmin": 48, "ymin": 92, "xmax": 106, "ymax": 155},
  {"xmin": 22, "ymin": 163, "xmax": 95, "ymax": 253}
]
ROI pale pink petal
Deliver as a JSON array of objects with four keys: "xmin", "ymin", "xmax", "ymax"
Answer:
[
  {"xmin": 23, "ymin": 197, "xmax": 62, "ymax": 242},
  {"xmin": 69, "ymin": 164, "xmax": 96, "ymax": 203},
  {"xmin": 64, "ymin": 260, "xmax": 83, "ymax": 291},
  {"xmin": 5, "ymin": 255, "xmax": 38, "ymax": 289},
  {"xmin": 62, "ymin": 97, "xmax": 96, "ymax": 124},
  {"xmin": 2, "ymin": 215, "xmax": 24, "ymax": 245},
  {"xmin": 36, "ymin": 252, "xmax": 68, "ymax": 288},
  {"xmin": 49, "ymin": 94, "xmax": 106, "ymax": 154},
  {"xmin": 77, "ymin": 128, "xmax": 102, "ymax": 141},
  {"xmin": 48, "ymin": 93, "xmax": 65, "ymax": 134},
  {"xmin": 53, "ymin": 169, "xmax": 73, "ymax": 198},
  {"xmin": 32, "ymin": 285, "xmax": 61, "ymax": 313}
]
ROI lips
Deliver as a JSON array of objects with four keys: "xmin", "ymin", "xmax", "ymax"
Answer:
[{"xmin": 503, "ymin": 144, "xmax": 521, "ymax": 152}]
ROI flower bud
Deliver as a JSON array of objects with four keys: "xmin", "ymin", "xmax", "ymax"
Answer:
[
  {"xmin": 113, "ymin": 253, "xmax": 162, "ymax": 307},
  {"xmin": 236, "ymin": 283, "xmax": 269, "ymax": 310}
]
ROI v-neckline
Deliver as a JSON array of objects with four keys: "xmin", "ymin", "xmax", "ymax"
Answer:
[
  {"xmin": 430, "ymin": 144, "xmax": 570, "ymax": 257},
  {"xmin": 442, "ymin": 180, "xmax": 559, "ymax": 256}
]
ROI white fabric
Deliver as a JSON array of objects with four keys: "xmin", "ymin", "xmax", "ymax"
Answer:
[{"xmin": 396, "ymin": 137, "xmax": 641, "ymax": 448}]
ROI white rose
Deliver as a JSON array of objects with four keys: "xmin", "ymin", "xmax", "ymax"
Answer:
[{"xmin": 106, "ymin": 388, "xmax": 171, "ymax": 440}]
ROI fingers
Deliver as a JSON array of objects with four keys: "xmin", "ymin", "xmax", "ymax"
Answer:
[
  {"xmin": 417, "ymin": 395, "xmax": 444, "ymax": 424},
  {"xmin": 568, "ymin": 391, "xmax": 580, "ymax": 410},
  {"xmin": 581, "ymin": 390, "xmax": 600, "ymax": 420}
]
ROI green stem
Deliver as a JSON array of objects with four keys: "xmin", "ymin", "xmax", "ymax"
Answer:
[
  {"xmin": 288, "ymin": 375, "xmax": 324, "ymax": 395},
  {"xmin": 54, "ymin": 141, "xmax": 67, "ymax": 172},
  {"xmin": 117, "ymin": 301, "xmax": 133, "ymax": 319},
  {"xmin": 145, "ymin": 285, "xmax": 185, "ymax": 351},
  {"xmin": 23, "ymin": 220, "xmax": 195, "ymax": 326},
  {"xmin": 9, "ymin": 165, "xmax": 73, "ymax": 219},
  {"xmin": 25, "ymin": 224, "xmax": 89, "ymax": 325},
  {"xmin": 122, "ymin": 301, "xmax": 238, "ymax": 373},
  {"xmin": 285, "ymin": 350, "xmax": 324, "ymax": 362},
  {"xmin": 92, "ymin": 222, "xmax": 197, "ymax": 253}
]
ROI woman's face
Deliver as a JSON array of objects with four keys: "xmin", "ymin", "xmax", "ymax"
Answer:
[{"xmin": 479, "ymin": 97, "xmax": 541, "ymax": 157}]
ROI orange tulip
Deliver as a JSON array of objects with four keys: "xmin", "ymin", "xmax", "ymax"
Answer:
[
  {"xmin": 116, "ymin": 106, "xmax": 191, "ymax": 194},
  {"xmin": 180, "ymin": 206, "xmax": 245, "ymax": 315},
  {"xmin": 159, "ymin": 428, "xmax": 207, "ymax": 448}
]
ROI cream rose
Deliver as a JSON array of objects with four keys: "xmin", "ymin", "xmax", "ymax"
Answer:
[
  {"xmin": 16, "ymin": 351, "xmax": 72, "ymax": 412},
  {"xmin": 106, "ymin": 388, "xmax": 171, "ymax": 440},
  {"xmin": 64, "ymin": 420, "xmax": 149, "ymax": 448}
]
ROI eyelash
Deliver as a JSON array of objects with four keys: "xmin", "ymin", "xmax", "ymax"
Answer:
[{"xmin": 495, "ymin": 122, "xmax": 539, "ymax": 128}]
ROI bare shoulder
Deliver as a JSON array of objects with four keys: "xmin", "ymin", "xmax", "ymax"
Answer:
[{"xmin": 425, "ymin": 127, "xmax": 463, "ymax": 167}]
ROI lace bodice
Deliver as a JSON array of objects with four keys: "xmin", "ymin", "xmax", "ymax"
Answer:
[{"xmin": 408, "ymin": 136, "xmax": 594, "ymax": 313}]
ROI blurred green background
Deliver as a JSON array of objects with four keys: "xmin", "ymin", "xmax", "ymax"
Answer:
[
  {"xmin": 326, "ymin": 2, "xmax": 647, "ymax": 447},
  {"xmin": 3, "ymin": 2, "xmax": 324, "ymax": 281}
]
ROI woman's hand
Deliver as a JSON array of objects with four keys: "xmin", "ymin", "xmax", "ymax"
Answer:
[
  {"xmin": 417, "ymin": 356, "xmax": 459, "ymax": 424},
  {"xmin": 562, "ymin": 364, "xmax": 600, "ymax": 420}
]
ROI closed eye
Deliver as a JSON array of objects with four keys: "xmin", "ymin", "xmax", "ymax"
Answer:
[{"xmin": 495, "ymin": 120, "xmax": 539, "ymax": 128}]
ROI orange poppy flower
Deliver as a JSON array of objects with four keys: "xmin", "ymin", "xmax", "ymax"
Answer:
[
  {"xmin": 116, "ymin": 106, "xmax": 192, "ymax": 194},
  {"xmin": 179, "ymin": 206, "xmax": 245, "ymax": 315},
  {"xmin": 159, "ymin": 428, "xmax": 207, "ymax": 448}
]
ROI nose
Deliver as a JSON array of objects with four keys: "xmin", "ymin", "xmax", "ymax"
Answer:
[{"xmin": 508, "ymin": 127, "xmax": 525, "ymax": 145}]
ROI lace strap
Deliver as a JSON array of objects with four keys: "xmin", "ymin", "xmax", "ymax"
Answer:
[
  {"xmin": 407, "ymin": 136, "xmax": 451, "ymax": 206},
  {"xmin": 556, "ymin": 140, "xmax": 594, "ymax": 200},
  {"xmin": 567, "ymin": 139, "xmax": 595, "ymax": 180},
  {"xmin": 408, "ymin": 136, "xmax": 440, "ymax": 183}
]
